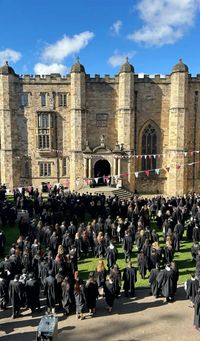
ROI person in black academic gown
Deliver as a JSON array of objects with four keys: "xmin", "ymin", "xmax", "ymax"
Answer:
[
  {"xmin": 61, "ymin": 276, "xmax": 73, "ymax": 316},
  {"xmin": 0, "ymin": 271, "xmax": 9, "ymax": 310},
  {"xmin": 106, "ymin": 242, "xmax": 117, "ymax": 270},
  {"xmin": 185, "ymin": 274, "xmax": 199, "ymax": 306},
  {"xmin": 9, "ymin": 274, "xmax": 25, "ymax": 318},
  {"xmin": 157, "ymin": 264, "xmax": 175, "ymax": 302},
  {"xmin": 26, "ymin": 273, "xmax": 40, "ymax": 313},
  {"xmin": 85, "ymin": 272, "xmax": 99, "ymax": 315},
  {"xmin": 103, "ymin": 274, "xmax": 116, "ymax": 313},
  {"xmin": 123, "ymin": 261, "xmax": 137, "ymax": 297},
  {"xmin": 123, "ymin": 230, "xmax": 133, "ymax": 263},
  {"xmin": 194, "ymin": 289, "xmax": 200, "ymax": 330},
  {"xmin": 149, "ymin": 265, "xmax": 160, "ymax": 297},
  {"xmin": 44, "ymin": 270, "xmax": 57, "ymax": 314},
  {"xmin": 74, "ymin": 271, "xmax": 85, "ymax": 320}
]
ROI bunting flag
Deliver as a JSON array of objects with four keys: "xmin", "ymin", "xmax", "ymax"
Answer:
[
  {"xmin": 135, "ymin": 172, "xmax": 139, "ymax": 178},
  {"xmin": 145, "ymin": 170, "xmax": 150, "ymax": 177},
  {"xmin": 164, "ymin": 166, "xmax": 170, "ymax": 172},
  {"xmin": 122, "ymin": 172, "xmax": 129, "ymax": 176},
  {"xmin": 176, "ymin": 164, "xmax": 181, "ymax": 169},
  {"xmin": 64, "ymin": 180, "xmax": 70, "ymax": 187},
  {"xmin": 94, "ymin": 178, "xmax": 99, "ymax": 184},
  {"xmin": 75, "ymin": 180, "xmax": 79, "ymax": 187},
  {"xmin": 155, "ymin": 169, "xmax": 160, "ymax": 175}
]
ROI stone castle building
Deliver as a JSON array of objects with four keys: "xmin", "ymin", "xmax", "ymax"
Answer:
[{"xmin": 0, "ymin": 58, "xmax": 199, "ymax": 195}]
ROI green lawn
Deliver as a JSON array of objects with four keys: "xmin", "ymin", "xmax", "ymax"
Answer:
[{"xmin": 1, "ymin": 219, "xmax": 195, "ymax": 287}]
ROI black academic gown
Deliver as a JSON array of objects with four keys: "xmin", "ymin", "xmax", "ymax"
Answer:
[
  {"xmin": 103, "ymin": 280, "xmax": 115, "ymax": 308},
  {"xmin": 0, "ymin": 277, "xmax": 9, "ymax": 309},
  {"xmin": 149, "ymin": 268, "xmax": 160, "ymax": 296},
  {"xmin": 157, "ymin": 268, "xmax": 175, "ymax": 299},
  {"xmin": 44, "ymin": 275, "xmax": 56, "ymax": 309},
  {"xmin": 85, "ymin": 280, "xmax": 99, "ymax": 310},
  {"xmin": 194, "ymin": 294, "xmax": 200, "ymax": 328},
  {"xmin": 9, "ymin": 279, "xmax": 25, "ymax": 317},
  {"xmin": 186, "ymin": 278, "xmax": 199, "ymax": 304},
  {"xmin": 26, "ymin": 278, "xmax": 40, "ymax": 312},
  {"xmin": 123, "ymin": 266, "xmax": 137, "ymax": 297}
]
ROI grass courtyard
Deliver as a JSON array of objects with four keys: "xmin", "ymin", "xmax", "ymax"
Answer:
[{"xmin": 1, "ymin": 218, "xmax": 195, "ymax": 288}]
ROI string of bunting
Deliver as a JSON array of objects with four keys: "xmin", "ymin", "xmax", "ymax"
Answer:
[{"xmin": 60, "ymin": 160, "xmax": 200, "ymax": 187}]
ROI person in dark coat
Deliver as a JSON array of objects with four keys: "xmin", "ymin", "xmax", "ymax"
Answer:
[
  {"xmin": 0, "ymin": 271, "xmax": 9, "ymax": 310},
  {"xmin": 85, "ymin": 272, "xmax": 99, "ymax": 315},
  {"xmin": 157, "ymin": 264, "xmax": 176, "ymax": 302},
  {"xmin": 26, "ymin": 273, "xmax": 40, "ymax": 313},
  {"xmin": 103, "ymin": 274, "xmax": 115, "ymax": 313},
  {"xmin": 61, "ymin": 276, "xmax": 72, "ymax": 316},
  {"xmin": 44, "ymin": 270, "xmax": 57, "ymax": 314},
  {"xmin": 185, "ymin": 274, "xmax": 199, "ymax": 306},
  {"xmin": 123, "ymin": 230, "xmax": 133, "ymax": 263},
  {"xmin": 194, "ymin": 289, "xmax": 200, "ymax": 330},
  {"xmin": 0, "ymin": 230, "xmax": 6, "ymax": 254},
  {"xmin": 9, "ymin": 274, "xmax": 25, "ymax": 318},
  {"xmin": 123, "ymin": 261, "xmax": 137, "ymax": 297}
]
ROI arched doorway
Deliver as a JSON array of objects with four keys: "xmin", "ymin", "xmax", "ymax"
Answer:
[
  {"xmin": 94, "ymin": 159, "xmax": 111, "ymax": 185},
  {"xmin": 94, "ymin": 159, "xmax": 111, "ymax": 177}
]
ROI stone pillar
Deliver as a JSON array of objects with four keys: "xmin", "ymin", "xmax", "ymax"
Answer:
[
  {"xmin": 88, "ymin": 158, "xmax": 92, "ymax": 178},
  {"xmin": 69, "ymin": 60, "xmax": 86, "ymax": 190},
  {"xmin": 0, "ymin": 64, "xmax": 18, "ymax": 188},
  {"xmin": 113, "ymin": 157, "xmax": 117, "ymax": 175},
  {"xmin": 117, "ymin": 158, "xmax": 121, "ymax": 176},
  {"xmin": 167, "ymin": 59, "xmax": 188, "ymax": 196},
  {"xmin": 83, "ymin": 157, "xmax": 87, "ymax": 178},
  {"xmin": 118, "ymin": 58, "xmax": 135, "ymax": 191}
]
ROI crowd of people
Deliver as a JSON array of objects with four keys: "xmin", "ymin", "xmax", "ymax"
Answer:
[{"xmin": 0, "ymin": 186, "xmax": 200, "ymax": 330}]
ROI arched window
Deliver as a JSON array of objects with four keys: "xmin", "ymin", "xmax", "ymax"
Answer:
[{"xmin": 141, "ymin": 124, "xmax": 158, "ymax": 170}]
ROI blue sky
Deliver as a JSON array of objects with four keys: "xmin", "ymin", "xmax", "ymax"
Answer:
[{"xmin": 1, "ymin": 0, "xmax": 200, "ymax": 76}]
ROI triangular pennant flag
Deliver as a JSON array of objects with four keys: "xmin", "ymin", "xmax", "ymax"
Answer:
[
  {"xmin": 158, "ymin": 154, "xmax": 161, "ymax": 158},
  {"xmin": 148, "ymin": 155, "xmax": 152, "ymax": 159},
  {"xmin": 135, "ymin": 172, "xmax": 139, "ymax": 178},
  {"xmin": 64, "ymin": 180, "xmax": 69, "ymax": 187},
  {"xmin": 94, "ymin": 177, "xmax": 99, "ymax": 184},
  {"xmin": 165, "ymin": 166, "xmax": 170, "ymax": 172},
  {"xmin": 184, "ymin": 152, "xmax": 187, "ymax": 157},
  {"xmin": 155, "ymin": 169, "xmax": 160, "ymax": 175},
  {"xmin": 75, "ymin": 180, "xmax": 79, "ymax": 187},
  {"xmin": 145, "ymin": 170, "xmax": 150, "ymax": 177},
  {"xmin": 122, "ymin": 172, "xmax": 129, "ymax": 177},
  {"xmin": 176, "ymin": 164, "xmax": 181, "ymax": 169},
  {"xmin": 190, "ymin": 151, "xmax": 193, "ymax": 156},
  {"xmin": 197, "ymin": 151, "xmax": 200, "ymax": 154},
  {"xmin": 136, "ymin": 155, "xmax": 139, "ymax": 159},
  {"xmin": 153, "ymin": 154, "xmax": 156, "ymax": 159},
  {"xmin": 144, "ymin": 155, "xmax": 147, "ymax": 159}
]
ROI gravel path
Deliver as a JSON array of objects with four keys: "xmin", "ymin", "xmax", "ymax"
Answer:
[{"xmin": 0, "ymin": 286, "xmax": 199, "ymax": 341}]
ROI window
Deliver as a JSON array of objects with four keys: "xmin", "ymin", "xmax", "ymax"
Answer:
[
  {"xmin": 24, "ymin": 161, "xmax": 30, "ymax": 177},
  {"xmin": 62, "ymin": 158, "xmax": 67, "ymax": 176},
  {"xmin": 40, "ymin": 93, "xmax": 47, "ymax": 107},
  {"xmin": 58, "ymin": 93, "xmax": 67, "ymax": 107},
  {"xmin": 38, "ymin": 113, "xmax": 50, "ymax": 149},
  {"xmin": 141, "ymin": 124, "xmax": 158, "ymax": 170},
  {"xmin": 21, "ymin": 93, "xmax": 29, "ymax": 106},
  {"xmin": 39, "ymin": 163, "xmax": 51, "ymax": 176},
  {"xmin": 96, "ymin": 113, "xmax": 108, "ymax": 127}
]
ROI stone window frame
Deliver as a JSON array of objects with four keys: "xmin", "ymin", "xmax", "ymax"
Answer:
[
  {"xmin": 36, "ymin": 111, "xmax": 56, "ymax": 150},
  {"xmin": 40, "ymin": 92, "xmax": 48, "ymax": 107},
  {"xmin": 39, "ymin": 162, "xmax": 52, "ymax": 177},
  {"xmin": 138, "ymin": 120, "xmax": 161, "ymax": 173},
  {"xmin": 58, "ymin": 92, "xmax": 68, "ymax": 107},
  {"xmin": 96, "ymin": 113, "xmax": 108, "ymax": 127},
  {"xmin": 20, "ymin": 92, "xmax": 30, "ymax": 107},
  {"xmin": 62, "ymin": 158, "xmax": 67, "ymax": 176}
]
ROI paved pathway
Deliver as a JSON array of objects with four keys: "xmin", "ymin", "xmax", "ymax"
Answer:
[{"xmin": 0, "ymin": 286, "xmax": 199, "ymax": 341}]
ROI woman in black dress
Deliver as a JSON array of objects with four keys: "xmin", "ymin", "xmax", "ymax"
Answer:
[{"xmin": 103, "ymin": 275, "xmax": 115, "ymax": 313}]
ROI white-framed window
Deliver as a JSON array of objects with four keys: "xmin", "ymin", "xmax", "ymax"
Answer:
[
  {"xmin": 58, "ymin": 93, "xmax": 67, "ymax": 107},
  {"xmin": 21, "ymin": 93, "xmax": 29, "ymax": 106},
  {"xmin": 39, "ymin": 163, "xmax": 51, "ymax": 176}
]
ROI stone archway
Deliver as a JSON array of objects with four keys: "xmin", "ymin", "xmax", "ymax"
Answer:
[{"xmin": 94, "ymin": 159, "xmax": 111, "ymax": 178}]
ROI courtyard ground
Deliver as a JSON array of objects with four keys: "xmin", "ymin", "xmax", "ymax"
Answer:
[{"xmin": 0, "ymin": 285, "xmax": 199, "ymax": 341}]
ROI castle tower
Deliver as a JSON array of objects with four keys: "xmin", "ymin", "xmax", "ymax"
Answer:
[
  {"xmin": 0, "ymin": 62, "xmax": 17, "ymax": 188},
  {"xmin": 118, "ymin": 58, "xmax": 135, "ymax": 191},
  {"xmin": 70, "ymin": 58, "xmax": 86, "ymax": 190},
  {"xmin": 167, "ymin": 59, "xmax": 189, "ymax": 195}
]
